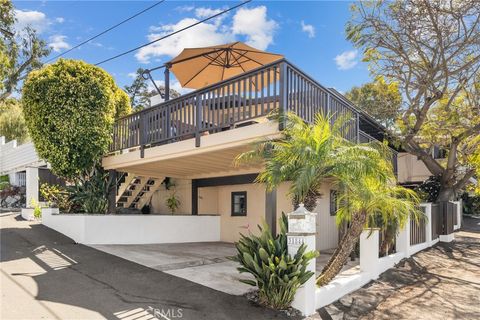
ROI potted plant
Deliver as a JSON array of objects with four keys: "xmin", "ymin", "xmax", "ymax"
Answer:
[{"xmin": 166, "ymin": 192, "xmax": 180, "ymax": 214}]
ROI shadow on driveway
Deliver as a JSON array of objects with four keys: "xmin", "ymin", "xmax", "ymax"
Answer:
[{"xmin": 1, "ymin": 214, "xmax": 294, "ymax": 320}]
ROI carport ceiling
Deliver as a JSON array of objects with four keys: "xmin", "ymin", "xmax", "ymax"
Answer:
[{"xmin": 117, "ymin": 145, "xmax": 262, "ymax": 179}]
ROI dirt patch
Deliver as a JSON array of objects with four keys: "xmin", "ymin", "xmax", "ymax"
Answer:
[{"xmin": 323, "ymin": 217, "xmax": 480, "ymax": 320}]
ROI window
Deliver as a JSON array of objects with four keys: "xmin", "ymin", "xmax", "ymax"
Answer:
[
  {"xmin": 231, "ymin": 191, "xmax": 247, "ymax": 216},
  {"xmin": 330, "ymin": 190, "xmax": 337, "ymax": 216}
]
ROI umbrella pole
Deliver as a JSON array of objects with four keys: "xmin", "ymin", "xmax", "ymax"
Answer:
[{"xmin": 164, "ymin": 66, "xmax": 170, "ymax": 101}]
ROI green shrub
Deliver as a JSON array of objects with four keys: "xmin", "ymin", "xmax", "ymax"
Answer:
[
  {"xmin": 40, "ymin": 183, "xmax": 73, "ymax": 212},
  {"xmin": 22, "ymin": 59, "xmax": 131, "ymax": 179},
  {"xmin": 462, "ymin": 194, "xmax": 480, "ymax": 216},
  {"xmin": 230, "ymin": 213, "xmax": 318, "ymax": 310},
  {"xmin": 30, "ymin": 199, "xmax": 42, "ymax": 218},
  {"xmin": 415, "ymin": 176, "xmax": 441, "ymax": 202},
  {"xmin": 0, "ymin": 175, "xmax": 9, "ymax": 191},
  {"xmin": 68, "ymin": 165, "xmax": 114, "ymax": 214}
]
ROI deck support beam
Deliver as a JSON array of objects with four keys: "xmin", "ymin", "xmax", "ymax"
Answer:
[
  {"xmin": 108, "ymin": 170, "xmax": 117, "ymax": 214},
  {"xmin": 265, "ymin": 188, "xmax": 277, "ymax": 235}
]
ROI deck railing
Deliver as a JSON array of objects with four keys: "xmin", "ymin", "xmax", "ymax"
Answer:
[
  {"xmin": 109, "ymin": 59, "xmax": 360, "ymax": 153},
  {"xmin": 359, "ymin": 131, "xmax": 398, "ymax": 175}
]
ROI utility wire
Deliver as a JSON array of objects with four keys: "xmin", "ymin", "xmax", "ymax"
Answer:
[
  {"xmin": 95, "ymin": 0, "xmax": 252, "ymax": 66},
  {"xmin": 45, "ymin": 0, "xmax": 166, "ymax": 63},
  {"xmin": 0, "ymin": 27, "xmax": 14, "ymax": 38}
]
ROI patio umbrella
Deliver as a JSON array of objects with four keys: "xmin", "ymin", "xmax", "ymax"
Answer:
[{"xmin": 167, "ymin": 42, "xmax": 284, "ymax": 89}]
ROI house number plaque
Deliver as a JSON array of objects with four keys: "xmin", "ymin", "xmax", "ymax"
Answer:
[{"xmin": 287, "ymin": 236, "xmax": 304, "ymax": 246}]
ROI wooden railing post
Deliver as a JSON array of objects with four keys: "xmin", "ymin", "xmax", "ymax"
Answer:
[
  {"xmin": 166, "ymin": 105, "xmax": 171, "ymax": 140},
  {"xmin": 139, "ymin": 114, "xmax": 145, "ymax": 158},
  {"xmin": 278, "ymin": 62, "xmax": 288, "ymax": 131},
  {"xmin": 195, "ymin": 93, "xmax": 201, "ymax": 147},
  {"xmin": 164, "ymin": 66, "xmax": 170, "ymax": 102},
  {"xmin": 356, "ymin": 113, "xmax": 360, "ymax": 143}
]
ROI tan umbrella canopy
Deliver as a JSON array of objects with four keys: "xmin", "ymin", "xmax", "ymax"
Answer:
[{"xmin": 167, "ymin": 42, "xmax": 283, "ymax": 89}]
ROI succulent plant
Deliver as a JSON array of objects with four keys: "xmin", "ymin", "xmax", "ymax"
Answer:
[{"xmin": 230, "ymin": 213, "xmax": 318, "ymax": 310}]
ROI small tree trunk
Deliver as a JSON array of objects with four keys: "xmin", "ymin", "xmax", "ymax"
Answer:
[
  {"xmin": 379, "ymin": 224, "xmax": 395, "ymax": 256},
  {"xmin": 316, "ymin": 210, "xmax": 367, "ymax": 286},
  {"xmin": 437, "ymin": 187, "xmax": 454, "ymax": 202}
]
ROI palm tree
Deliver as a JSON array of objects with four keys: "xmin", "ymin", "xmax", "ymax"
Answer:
[
  {"xmin": 316, "ymin": 176, "xmax": 419, "ymax": 286},
  {"xmin": 236, "ymin": 112, "xmax": 391, "ymax": 210},
  {"xmin": 236, "ymin": 112, "xmax": 393, "ymax": 207},
  {"xmin": 237, "ymin": 112, "xmax": 420, "ymax": 286}
]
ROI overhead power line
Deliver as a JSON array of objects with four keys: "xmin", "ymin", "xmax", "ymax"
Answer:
[
  {"xmin": 0, "ymin": 27, "xmax": 14, "ymax": 38},
  {"xmin": 45, "ymin": 0, "xmax": 166, "ymax": 63},
  {"xmin": 95, "ymin": 0, "xmax": 252, "ymax": 66}
]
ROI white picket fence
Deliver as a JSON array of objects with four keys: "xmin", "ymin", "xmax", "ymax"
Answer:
[{"xmin": 312, "ymin": 202, "xmax": 457, "ymax": 313}]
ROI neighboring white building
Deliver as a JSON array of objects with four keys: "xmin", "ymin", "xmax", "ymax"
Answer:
[{"xmin": 0, "ymin": 136, "xmax": 47, "ymax": 207}]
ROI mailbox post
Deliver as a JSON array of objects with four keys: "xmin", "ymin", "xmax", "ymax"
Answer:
[{"xmin": 287, "ymin": 204, "xmax": 317, "ymax": 316}]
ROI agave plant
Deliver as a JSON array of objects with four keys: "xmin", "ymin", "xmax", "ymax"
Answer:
[
  {"xmin": 68, "ymin": 165, "xmax": 114, "ymax": 214},
  {"xmin": 230, "ymin": 213, "xmax": 318, "ymax": 310}
]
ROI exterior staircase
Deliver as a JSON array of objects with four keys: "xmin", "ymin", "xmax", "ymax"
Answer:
[{"xmin": 116, "ymin": 174, "xmax": 163, "ymax": 209}]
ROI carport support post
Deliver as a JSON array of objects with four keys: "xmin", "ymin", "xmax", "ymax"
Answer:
[
  {"xmin": 287, "ymin": 204, "xmax": 316, "ymax": 316},
  {"xmin": 107, "ymin": 170, "xmax": 117, "ymax": 214},
  {"xmin": 25, "ymin": 167, "xmax": 39, "ymax": 206}
]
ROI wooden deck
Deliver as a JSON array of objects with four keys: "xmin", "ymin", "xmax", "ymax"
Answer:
[{"xmin": 109, "ymin": 59, "xmax": 361, "ymax": 154}]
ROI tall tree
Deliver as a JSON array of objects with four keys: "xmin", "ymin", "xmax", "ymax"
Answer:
[
  {"xmin": 347, "ymin": 0, "xmax": 480, "ymax": 201},
  {"xmin": 124, "ymin": 68, "xmax": 181, "ymax": 112},
  {"xmin": 0, "ymin": 0, "xmax": 50, "ymax": 101},
  {"xmin": 0, "ymin": 98, "xmax": 28, "ymax": 143},
  {"xmin": 345, "ymin": 77, "xmax": 402, "ymax": 128}
]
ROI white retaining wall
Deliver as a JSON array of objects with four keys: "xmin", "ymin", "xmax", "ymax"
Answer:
[
  {"xmin": 42, "ymin": 208, "xmax": 221, "ymax": 244},
  {"xmin": 314, "ymin": 202, "xmax": 449, "ymax": 311},
  {"xmin": 21, "ymin": 208, "xmax": 35, "ymax": 221}
]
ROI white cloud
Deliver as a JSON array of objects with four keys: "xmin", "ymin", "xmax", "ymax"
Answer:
[
  {"xmin": 136, "ymin": 17, "xmax": 233, "ymax": 64},
  {"xmin": 175, "ymin": 5, "xmax": 195, "ymax": 13},
  {"xmin": 14, "ymin": 9, "xmax": 51, "ymax": 34},
  {"xmin": 127, "ymin": 72, "xmax": 137, "ymax": 79},
  {"xmin": 195, "ymin": 7, "xmax": 223, "ymax": 19},
  {"xmin": 55, "ymin": 17, "xmax": 65, "ymax": 23},
  {"xmin": 136, "ymin": 6, "xmax": 278, "ymax": 64},
  {"xmin": 231, "ymin": 6, "xmax": 278, "ymax": 50},
  {"xmin": 334, "ymin": 50, "xmax": 358, "ymax": 70},
  {"xmin": 49, "ymin": 35, "xmax": 71, "ymax": 52},
  {"xmin": 301, "ymin": 20, "xmax": 315, "ymax": 38},
  {"xmin": 88, "ymin": 41, "xmax": 103, "ymax": 47}
]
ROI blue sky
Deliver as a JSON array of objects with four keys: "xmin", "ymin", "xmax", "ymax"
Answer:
[{"xmin": 13, "ymin": 0, "xmax": 372, "ymax": 93}]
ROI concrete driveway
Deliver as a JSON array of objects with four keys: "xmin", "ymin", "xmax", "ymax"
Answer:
[
  {"xmin": 0, "ymin": 213, "xmax": 294, "ymax": 320},
  {"xmin": 90, "ymin": 243, "xmax": 359, "ymax": 297},
  {"xmin": 91, "ymin": 242, "xmax": 255, "ymax": 295}
]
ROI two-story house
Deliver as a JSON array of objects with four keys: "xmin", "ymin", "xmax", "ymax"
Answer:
[{"xmin": 102, "ymin": 43, "xmax": 398, "ymax": 251}]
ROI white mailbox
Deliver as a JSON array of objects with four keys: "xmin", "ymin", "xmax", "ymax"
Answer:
[{"xmin": 287, "ymin": 203, "xmax": 316, "ymax": 234}]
